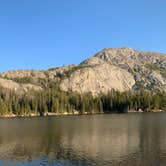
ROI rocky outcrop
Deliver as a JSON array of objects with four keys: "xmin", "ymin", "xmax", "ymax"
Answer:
[
  {"xmin": 0, "ymin": 78, "xmax": 42, "ymax": 93},
  {"xmin": 60, "ymin": 57, "xmax": 135, "ymax": 95},
  {"xmin": 1, "ymin": 70, "xmax": 47, "ymax": 79},
  {"xmin": 95, "ymin": 48, "xmax": 166, "ymax": 92}
]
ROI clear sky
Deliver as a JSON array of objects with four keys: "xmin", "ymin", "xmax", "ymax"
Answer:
[{"xmin": 0, "ymin": 0, "xmax": 166, "ymax": 72}]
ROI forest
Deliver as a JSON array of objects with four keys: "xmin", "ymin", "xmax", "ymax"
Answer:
[{"xmin": 0, "ymin": 81, "xmax": 165, "ymax": 116}]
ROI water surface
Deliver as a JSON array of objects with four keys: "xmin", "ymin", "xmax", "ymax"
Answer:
[{"xmin": 0, "ymin": 113, "xmax": 166, "ymax": 166}]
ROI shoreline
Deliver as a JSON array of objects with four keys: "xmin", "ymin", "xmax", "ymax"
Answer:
[
  {"xmin": 0, "ymin": 111, "xmax": 101, "ymax": 118},
  {"xmin": 0, "ymin": 109, "xmax": 165, "ymax": 118}
]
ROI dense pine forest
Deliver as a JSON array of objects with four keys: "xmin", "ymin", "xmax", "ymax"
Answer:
[{"xmin": 0, "ymin": 79, "xmax": 165, "ymax": 116}]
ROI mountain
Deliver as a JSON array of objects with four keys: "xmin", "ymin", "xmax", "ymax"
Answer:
[{"xmin": 0, "ymin": 48, "xmax": 166, "ymax": 95}]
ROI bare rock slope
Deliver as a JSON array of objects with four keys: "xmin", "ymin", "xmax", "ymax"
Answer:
[
  {"xmin": 0, "ymin": 77, "xmax": 42, "ymax": 93},
  {"xmin": 60, "ymin": 57, "xmax": 135, "ymax": 95},
  {"xmin": 95, "ymin": 48, "xmax": 166, "ymax": 92}
]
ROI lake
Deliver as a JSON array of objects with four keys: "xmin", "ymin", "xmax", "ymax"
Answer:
[{"xmin": 0, "ymin": 113, "xmax": 166, "ymax": 166}]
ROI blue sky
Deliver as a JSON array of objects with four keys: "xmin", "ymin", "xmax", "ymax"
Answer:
[{"xmin": 0, "ymin": 0, "xmax": 166, "ymax": 72}]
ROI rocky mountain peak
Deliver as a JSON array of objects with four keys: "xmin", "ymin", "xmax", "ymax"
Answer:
[{"xmin": 0, "ymin": 48, "xmax": 165, "ymax": 96}]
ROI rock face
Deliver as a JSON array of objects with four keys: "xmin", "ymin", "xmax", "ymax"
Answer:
[
  {"xmin": 0, "ymin": 48, "xmax": 165, "ymax": 95},
  {"xmin": 60, "ymin": 57, "xmax": 135, "ymax": 95},
  {"xmin": 95, "ymin": 48, "xmax": 166, "ymax": 92},
  {"xmin": 1, "ymin": 70, "xmax": 47, "ymax": 79},
  {"xmin": 0, "ymin": 78, "xmax": 42, "ymax": 93}
]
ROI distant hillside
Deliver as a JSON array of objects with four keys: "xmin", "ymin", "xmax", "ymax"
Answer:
[{"xmin": 0, "ymin": 48, "xmax": 166, "ymax": 95}]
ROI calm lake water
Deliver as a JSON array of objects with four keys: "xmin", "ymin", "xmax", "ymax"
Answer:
[{"xmin": 0, "ymin": 113, "xmax": 166, "ymax": 166}]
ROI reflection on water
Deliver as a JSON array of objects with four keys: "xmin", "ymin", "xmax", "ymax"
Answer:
[{"xmin": 0, "ymin": 113, "xmax": 166, "ymax": 165}]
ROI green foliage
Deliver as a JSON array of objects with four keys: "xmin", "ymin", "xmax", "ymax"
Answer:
[
  {"xmin": 146, "ymin": 63, "xmax": 161, "ymax": 71},
  {"xmin": 55, "ymin": 65, "xmax": 91, "ymax": 79},
  {"xmin": 64, "ymin": 65, "xmax": 91, "ymax": 77},
  {"xmin": 12, "ymin": 77, "xmax": 34, "ymax": 84},
  {"xmin": 160, "ymin": 71, "xmax": 166, "ymax": 78},
  {"xmin": 48, "ymin": 67, "xmax": 59, "ymax": 71},
  {"xmin": 0, "ymin": 86, "xmax": 165, "ymax": 116},
  {"xmin": 146, "ymin": 63, "xmax": 166, "ymax": 78}
]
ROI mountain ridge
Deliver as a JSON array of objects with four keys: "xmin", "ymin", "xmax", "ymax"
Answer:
[{"xmin": 0, "ymin": 48, "xmax": 166, "ymax": 95}]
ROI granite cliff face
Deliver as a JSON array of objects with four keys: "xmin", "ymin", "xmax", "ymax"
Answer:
[
  {"xmin": 0, "ymin": 48, "xmax": 165, "ymax": 95},
  {"xmin": 60, "ymin": 57, "xmax": 135, "ymax": 95}
]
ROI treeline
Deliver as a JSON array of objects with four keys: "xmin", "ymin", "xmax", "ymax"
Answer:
[{"xmin": 0, "ymin": 85, "xmax": 165, "ymax": 116}]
